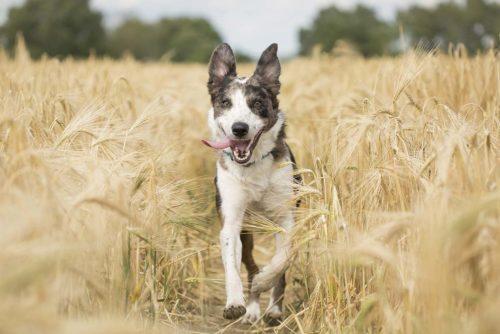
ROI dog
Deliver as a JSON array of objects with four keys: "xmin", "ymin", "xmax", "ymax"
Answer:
[{"xmin": 202, "ymin": 43, "xmax": 301, "ymax": 325}]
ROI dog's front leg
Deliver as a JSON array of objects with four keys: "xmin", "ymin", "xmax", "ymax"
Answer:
[
  {"xmin": 217, "ymin": 168, "xmax": 247, "ymax": 319},
  {"xmin": 220, "ymin": 216, "xmax": 246, "ymax": 319}
]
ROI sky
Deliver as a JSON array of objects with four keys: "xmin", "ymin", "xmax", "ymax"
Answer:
[{"xmin": 0, "ymin": 0, "xmax": 475, "ymax": 58}]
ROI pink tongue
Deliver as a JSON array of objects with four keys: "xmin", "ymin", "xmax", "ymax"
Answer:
[{"xmin": 201, "ymin": 138, "xmax": 231, "ymax": 150}]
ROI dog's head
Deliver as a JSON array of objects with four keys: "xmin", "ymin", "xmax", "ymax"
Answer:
[{"xmin": 204, "ymin": 43, "xmax": 282, "ymax": 165}]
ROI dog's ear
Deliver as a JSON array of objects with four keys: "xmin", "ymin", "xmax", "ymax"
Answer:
[
  {"xmin": 208, "ymin": 43, "xmax": 236, "ymax": 88},
  {"xmin": 252, "ymin": 43, "xmax": 280, "ymax": 95}
]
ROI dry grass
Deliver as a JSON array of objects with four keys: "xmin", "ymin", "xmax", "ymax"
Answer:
[{"xmin": 0, "ymin": 39, "xmax": 499, "ymax": 333}]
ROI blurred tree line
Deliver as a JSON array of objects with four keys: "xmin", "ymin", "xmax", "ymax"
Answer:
[
  {"xmin": 0, "ymin": 0, "xmax": 499, "ymax": 61},
  {"xmin": 301, "ymin": 0, "xmax": 500, "ymax": 57},
  {"xmin": 397, "ymin": 0, "xmax": 500, "ymax": 52},
  {"xmin": 1, "ymin": 0, "xmax": 107, "ymax": 58},
  {"xmin": 0, "ymin": 0, "xmax": 223, "ymax": 62},
  {"xmin": 300, "ymin": 5, "xmax": 395, "ymax": 57},
  {"xmin": 108, "ymin": 18, "xmax": 222, "ymax": 62}
]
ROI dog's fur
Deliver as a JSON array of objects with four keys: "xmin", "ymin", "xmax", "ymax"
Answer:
[{"xmin": 205, "ymin": 43, "xmax": 300, "ymax": 325}]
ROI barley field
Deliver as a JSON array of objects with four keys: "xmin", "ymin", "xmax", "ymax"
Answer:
[{"xmin": 0, "ymin": 39, "xmax": 499, "ymax": 334}]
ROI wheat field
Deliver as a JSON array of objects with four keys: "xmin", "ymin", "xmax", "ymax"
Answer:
[{"xmin": 0, "ymin": 38, "xmax": 499, "ymax": 334}]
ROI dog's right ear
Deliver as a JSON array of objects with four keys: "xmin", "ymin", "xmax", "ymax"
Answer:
[{"xmin": 208, "ymin": 43, "xmax": 236, "ymax": 89}]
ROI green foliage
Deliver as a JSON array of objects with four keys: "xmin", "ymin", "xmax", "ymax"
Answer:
[
  {"xmin": 299, "ymin": 0, "xmax": 499, "ymax": 57},
  {"xmin": 4, "ymin": 0, "xmax": 497, "ymax": 61},
  {"xmin": 398, "ymin": 0, "xmax": 500, "ymax": 52},
  {"xmin": 0, "ymin": 0, "xmax": 106, "ymax": 58},
  {"xmin": 299, "ymin": 5, "xmax": 395, "ymax": 57},
  {"xmin": 109, "ymin": 18, "xmax": 223, "ymax": 62},
  {"xmin": 0, "ymin": 0, "xmax": 225, "ymax": 62}
]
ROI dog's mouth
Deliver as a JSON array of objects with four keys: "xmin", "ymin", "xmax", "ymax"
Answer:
[{"xmin": 202, "ymin": 128, "xmax": 264, "ymax": 164}]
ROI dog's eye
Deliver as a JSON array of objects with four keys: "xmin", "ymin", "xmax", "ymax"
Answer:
[
  {"xmin": 254, "ymin": 101, "xmax": 267, "ymax": 117},
  {"xmin": 221, "ymin": 99, "xmax": 231, "ymax": 108}
]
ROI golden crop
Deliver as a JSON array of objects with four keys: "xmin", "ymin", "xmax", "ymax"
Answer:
[{"xmin": 0, "ymin": 40, "xmax": 499, "ymax": 333}]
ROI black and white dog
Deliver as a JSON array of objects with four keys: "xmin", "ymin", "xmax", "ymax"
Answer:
[{"xmin": 203, "ymin": 43, "xmax": 300, "ymax": 325}]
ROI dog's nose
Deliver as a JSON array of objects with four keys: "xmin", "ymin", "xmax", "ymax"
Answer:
[{"xmin": 232, "ymin": 122, "xmax": 249, "ymax": 137}]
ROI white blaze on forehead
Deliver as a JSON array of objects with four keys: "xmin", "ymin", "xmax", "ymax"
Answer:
[{"xmin": 230, "ymin": 88, "xmax": 251, "ymax": 116}]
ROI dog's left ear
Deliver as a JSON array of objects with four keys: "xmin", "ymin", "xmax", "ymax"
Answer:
[{"xmin": 253, "ymin": 43, "xmax": 281, "ymax": 95}]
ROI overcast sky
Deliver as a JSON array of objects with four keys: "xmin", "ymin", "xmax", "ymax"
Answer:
[{"xmin": 0, "ymin": 0, "xmax": 486, "ymax": 57}]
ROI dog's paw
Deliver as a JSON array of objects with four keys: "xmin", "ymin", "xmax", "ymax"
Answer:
[
  {"xmin": 241, "ymin": 301, "xmax": 260, "ymax": 324},
  {"xmin": 223, "ymin": 304, "xmax": 246, "ymax": 320},
  {"xmin": 263, "ymin": 313, "xmax": 282, "ymax": 327},
  {"xmin": 263, "ymin": 305, "xmax": 282, "ymax": 327}
]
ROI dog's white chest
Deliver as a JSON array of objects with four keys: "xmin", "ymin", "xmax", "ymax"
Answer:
[{"xmin": 217, "ymin": 157, "xmax": 294, "ymax": 212}]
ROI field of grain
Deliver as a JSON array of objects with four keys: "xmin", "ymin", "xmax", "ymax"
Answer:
[{"xmin": 0, "ymin": 39, "xmax": 499, "ymax": 333}]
